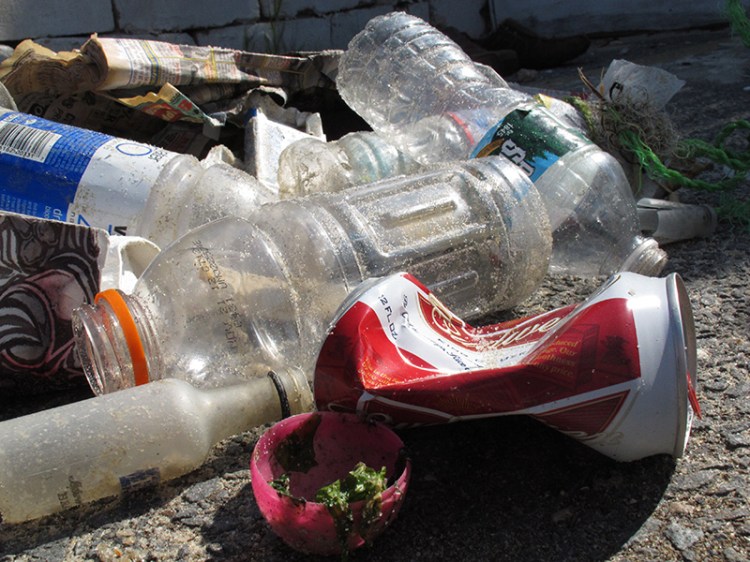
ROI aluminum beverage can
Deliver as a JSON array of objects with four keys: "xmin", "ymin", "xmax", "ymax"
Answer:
[{"xmin": 314, "ymin": 272, "xmax": 700, "ymax": 462}]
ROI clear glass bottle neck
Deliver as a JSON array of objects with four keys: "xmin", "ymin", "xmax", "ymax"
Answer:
[{"xmin": 197, "ymin": 368, "xmax": 314, "ymax": 443}]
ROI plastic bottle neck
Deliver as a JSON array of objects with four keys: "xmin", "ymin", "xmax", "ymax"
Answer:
[
  {"xmin": 619, "ymin": 235, "xmax": 668, "ymax": 276},
  {"xmin": 73, "ymin": 289, "xmax": 159, "ymax": 395}
]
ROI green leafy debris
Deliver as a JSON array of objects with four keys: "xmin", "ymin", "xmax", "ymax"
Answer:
[
  {"xmin": 315, "ymin": 462, "xmax": 388, "ymax": 560},
  {"xmin": 266, "ymin": 462, "xmax": 389, "ymax": 559},
  {"xmin": 269, "ymin": 473, "xmax": 291, "ymax": 496}
]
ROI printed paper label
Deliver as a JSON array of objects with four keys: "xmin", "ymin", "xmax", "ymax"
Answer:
[
  {"xmin": 470, "ymin": 105, "xmax": 589, "ymax": 181},
  {"xmin": 0, "ymin": 111, "xmax": 176, "ymax": 234}
]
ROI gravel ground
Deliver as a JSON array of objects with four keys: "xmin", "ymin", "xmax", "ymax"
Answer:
[{"xmin": 1, "ymin": 24, "xmax": 749, "ymax": 562}]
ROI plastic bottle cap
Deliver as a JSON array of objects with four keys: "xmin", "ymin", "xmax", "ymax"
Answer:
[{"xmin": 94, "ymin": 289, "xmax": 150, "ymax": 387}]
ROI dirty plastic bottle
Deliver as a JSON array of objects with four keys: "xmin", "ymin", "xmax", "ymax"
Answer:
[
  {"xmin": 336, "ymin": 12, "xmax": 667, "ymax": 276},
  {"xmin": 0, "ymin": 109, "xmax": 276, "ymax": 248},
  {"xmin": 547, "ymin": 172, "xmax": 667, "ymax": 276},
  {"xmin": 277, "ymin": 131, "xmax": 422, "ymax": 198},
  {"xmin": 0, "ymin": 368, "xmax": 313, "ymax": 524},
  {"xmin": 278, "ymin": 125, "xmax": 661, "ymax": 276},
  {"xmin": 73, "ymin": 156, "xmax": 552, "ymax": 395}
]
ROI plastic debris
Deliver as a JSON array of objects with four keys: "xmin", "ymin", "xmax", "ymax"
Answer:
[{"xmin": 251, "ymin": 411, "xmax": 410, "ymax": 556}]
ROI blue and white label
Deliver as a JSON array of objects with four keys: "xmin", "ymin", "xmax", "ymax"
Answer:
[{"xmin": 0, "ymin": 111, "xmax": 176, "ymax": 235}]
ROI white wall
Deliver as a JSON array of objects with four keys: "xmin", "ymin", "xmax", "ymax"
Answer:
[
  {"xmin": 0, "ymin": 0, "xmax": 737, "ymax": 51},
  {"xmin": 488, "ymin": 0, "xmax": 730, "ymax": 36}
]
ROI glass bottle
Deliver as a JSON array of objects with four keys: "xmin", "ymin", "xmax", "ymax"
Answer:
[{"xmin": 0, "ymin": 368, "xmax": 313, "ymax": 523}]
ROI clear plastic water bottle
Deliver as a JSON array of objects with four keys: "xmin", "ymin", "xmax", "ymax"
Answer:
[
  {"xmin": 277, "ymin": 131, "xmax": 422, "ymax": 198},
  {"xmin": 0, "ymin": 368, "xmax": 313, "ymax": 523},
  {"xmin": 73, "ymin": 156, "xmax": 552, "ymax": 395},
  {"xmin": 336, "ymin": 12, "xmax": 667, "ymax": 276},
  {"xmin": 0, "ymin": 109, "xmax": 276, "ymax": 248}
]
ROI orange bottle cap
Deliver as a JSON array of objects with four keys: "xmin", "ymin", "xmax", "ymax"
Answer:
[{"xmin": 94, "ymin": 289, "xmax": 150, "ymax": 387}]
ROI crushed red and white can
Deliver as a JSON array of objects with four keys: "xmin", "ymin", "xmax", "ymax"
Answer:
[{"xmin": 314, "ymin": 272, "xmax": 700, "ymax": 462}]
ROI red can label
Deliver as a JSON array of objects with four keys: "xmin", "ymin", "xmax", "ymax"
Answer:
[{"xmin": 314, "ymin": 273, "xmax": 640, "ymax": 435}]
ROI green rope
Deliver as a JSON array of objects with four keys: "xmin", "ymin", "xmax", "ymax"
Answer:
[
  {"xmin": 565, "ymin": 0, "xmax": 750, "ymax": 227},
  {"xmin": 727, "ymin": 0, "xmax": 750, "ymax": 47},
  {"xmin": 567, "ymin": 95, "xmax": 745, "ymax": 192},
  {"xmin": 618, "ymin": 120, "xmax": 750, "ymax": 193},
  {"xmin": 623, "ymin": 122, "xmax": 750, "ymax": 229},
  {"xmin": 621, "ymin": 125, "xmax": 750, "ymax": 228},
  {"xmin": 569, "ymin": 91, "xmax": 750, "ymax": 225},
  {"xmin": 712, "ymin": 118, "xmax": 750, "ymax": 164},
  {"xmin": 718, "ymin": 193, "xmax": 750, "ymax": 227}
]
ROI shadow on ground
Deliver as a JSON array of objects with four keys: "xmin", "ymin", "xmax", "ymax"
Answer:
[
  {"xmin": 205, "ymin": 416, "xmax": 675, "ymax": 562},
  {"xmin": 0, "ymin": 474, "xmax": 188, "ymax": 558}
]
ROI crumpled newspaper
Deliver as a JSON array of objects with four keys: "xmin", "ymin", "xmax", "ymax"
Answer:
[{"xmin": 0, "ymin": 35, "xmax": 339, "ymax": 128}]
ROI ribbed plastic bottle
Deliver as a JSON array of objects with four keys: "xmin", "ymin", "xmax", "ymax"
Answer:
[
  {"xmin": 0, "ymin": 108, "xmax": 277, "ymax": 248},
  {"xmin": 277, "ymin": 131, "xmax": 422, "ymax": 198},
  {"xmin": 0, "ymin": 368, "xmax": 313, "ymax": 523},
  {"xmin": 73, "ymin": 156, "xmax": 552, "ymax": 395},
  {"xmin": 336, "ymin": 12, "xmax": 667, "ymax": 276}
]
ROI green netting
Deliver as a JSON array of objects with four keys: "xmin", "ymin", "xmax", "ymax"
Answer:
[
  {"xmin": 727, "ymin": 0, "xmax": 750, "ymax": 47},
  {"xmin": 566, "ymin": 0, "xmax": 750, "ymax": 228}
]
